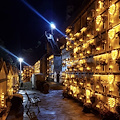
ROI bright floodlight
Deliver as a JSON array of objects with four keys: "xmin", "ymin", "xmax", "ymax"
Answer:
[
  {"xmin": 18, "ymin": 58, "xmax": 23, "ymax": 62},
  {"xmin": 50, "ymin": 23, "xmax": 56, "ymax": 29}
]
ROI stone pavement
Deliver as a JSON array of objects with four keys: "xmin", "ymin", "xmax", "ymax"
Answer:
[{"xmin": 6, "ymin": 89, "xmax": 100, "ymax": 120}]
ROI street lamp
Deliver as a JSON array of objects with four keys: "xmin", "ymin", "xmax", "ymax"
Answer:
[
  {"xmin": 18, "ymin": 58, "xmax": 23, "ymax": 84},
  {"xmin": 50, "ymin": 22, "xmax": 56, "ymax": 34},
  {"xmin": 50, "ymin": 23, "xmax": 56, "ymax": 29},
  {"xmin": 45, "ymin": 22, "xmax": 56, "ymax": 41},
  {"xmin": 45, "ymin": 22, "xmax": 60, "ymax": 54}
]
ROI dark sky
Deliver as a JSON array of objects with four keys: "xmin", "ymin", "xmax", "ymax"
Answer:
[{"xmin": 0, "ymin": 0, "xmax": 66, "ymax": 65}]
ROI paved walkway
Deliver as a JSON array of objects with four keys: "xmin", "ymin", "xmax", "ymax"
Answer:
[{"xmin": 6, "ymin": 89, "xmax": 100, "ymax": 120}]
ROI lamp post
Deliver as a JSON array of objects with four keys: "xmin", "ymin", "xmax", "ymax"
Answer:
[
  {"xmin": 18, "ymin": 58, "xmax": 23, "ymax": 84},
  {"xmin": 45, "ymin": 22, "xmax": 57, "ymax": 53},
  {"xmin": 45, "ymin": 22, "xmax": 56, "ymax": 43},
  {"xmin": 50, "ymin": 23, "xmax": 56, "ymax": 34}
]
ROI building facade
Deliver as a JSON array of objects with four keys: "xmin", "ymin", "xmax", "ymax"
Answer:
[
  {"xmin": 47, "ymin": 55, "xmax": 54, "ymax": 81},
  {"xmin": 0, "ymin": 59, "xmax": 19, "ymax": 109},
  {"xmin": 0, "ymin": 60, "xmax": 7, "ymax": 108},
  {"xmin": 61, "ymin": 44, "xmax": 71, "ymax": 83},
  {"xmin": 34, "ymin": 60, "xmax": 40, "ymax": 74},
  {"xmin": 63, "ymin": 0, "xmax": 120, "ymax": 115},
  {"xmin": 22, "ymin": 66, "xmax": 34, "ymax": 82}
]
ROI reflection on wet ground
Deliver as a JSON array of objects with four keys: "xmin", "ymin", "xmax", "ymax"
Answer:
[{"xmin": 6, "ymin": 90, "xmax": 100, "ymax": 120}]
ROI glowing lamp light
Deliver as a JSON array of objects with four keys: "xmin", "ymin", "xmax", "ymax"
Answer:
[
  {"xmin": 71, "ymin": 74, "xmax": 75, "ymax": 78},
  {"xmin": 69, "ymin": 80, "xmax": 72, "ymax": 83},
  {"xmin": 80, "ymin": 82, "xmax": 83, "ymax": 86},
  {"xmin": 1, "ymin": 93, "xmax": 4, "ymax": 107},
  {"xmin": 79, "ymin": 39, "xmax": 83, "ymax": 42},
  {"xmin": 109, "ymin": 65, "xmax": 113, "ymax": 69},
  {"xmin": 57, "ymin": 38, "xmax": 59, "ymax": 41},
  {"xmin": 96, "ymin": 65, "xmax": 101, "ymax": 70},
  {"xmin": 83, "ymin": 59, "xmax": 86, "ymax": 63},
  {"xmin": 87, "ymin": 66, "xmax": 91, "ymax": 70},
  {"xmin": 74, "ymin": 94, "xmax": 77, "ymax": 97},
  {"xmin": 109, "ymin": 4, "xmax": 116, "ymax": 15},
  {"xmin": 70, "ymin": 37, "xmax": 75, "ymax": 40},
  {"xmin": 108, "ymin": 75, "xmax": 114, "ymax": 84},
  {"xmin": 108, "ymin": 98, "xmax": 115, "ymax": 108},
  {"xmin": 74, "ymin": 32, "xmax": 80, "ymax": 37},
  {"xmin": 49, "ymin": 55, "xmax": 54, "ymax": 60},
  {"xmin": 66, "ymin": 28, "xmax": 71, "ymax": 33},
  {"xmin": 87, "ymin": 17, "xmax": 91, "ymax": 20},
  {"xmin": 73, "ymin": 87, "xmax": 76, "ymax": 93},
  {"xmin": 66, "ymin": 37, "xmax": 69, "ymax": 40},
  {"xmin": 81, "ymin": 27, "xmax": 87, "ymax": 32},
  {"xmin": 50, "ymin": 23, "xmax": 56, "ymax": 29},
  {"xmin": 96, "ymin": 9, "xmax": 99, "ymax": 12},
  {"xmin": 109, "ymin": 86, "xmax": 114, "ymax": 92},
  {"xmin": 64, "ymin": 79, "xmax": 67, "ymax": 83},
  {"xmin": 74, "ymin": 42, "xmax": 77, "ymax": 46},
  {"xmin": 65, "ymin": 84, "xmax": 67, "ymax": 87},
  {"xmin": 86, "ymin": 99, "xmax": 91, "ymax": 103},
  {"xmin": 111, "ymin": 49, "xmax": 118, "ymax": 60},
  {"xmin": 70, "ymin": 85, "xmax": 73, "ymax": 90},
  {"xmin": 96, "ymin": 85, "xmax": 99, "ymax": 90},
  {"xmin": 87, "ymin": 83, "xmax": 90, "ymax": 87},
  {"xmin": 96, "ymin": 47, "xmax": 100, "ymax": 51},
  {"xmin": 74, "ymin": 80, "xmax": 77, "ymax": 84},
  {"xmin": 18, "ymin": 58, "xmax": 23, "ymax": 62},
  {"xmin": 96, "ymin": 15, "xmax": 102, "ymax": 25},
  {"xmin": 74, "ymin": 47, "xmax": 78, "ymax": 53},
  {"xmin": 80, "ymin": 60, "xmax": 83, "ymax": 64},
  {"xmin": 89, "ymin": 39, "xmax": 94, "ymax": 44},
  {"xmin": 83, "ymin": 43, "xmax": 88, "ymax": 48},
  {"xmin": 96, "ymin": 28, "xmax": 100, "ymax": 31},
  {"xmin": 86, "ymin": 89, "xmax": 91, "ymax": 99},
  {"xmin": 79, "ymin": 67, "xmax": 83, "ymax": 71},
  {"xmin": 87, "ymin": 50, "xmax": 90, "ymax": 54},
  {"xmin": 108, "ymin": 28, "xmax": 116, "ymax": 39},
  {"xmin": 96, "ymin": 104, "xmax": 100, "ymax": 108},
  {"xmin": 87, "ymin": 34, "xmax": 90, "ymax": 37},
  {"xmin": 83, "ymin": 44, "xmax": 86, "ymax": 48},
  {"xmin": 98, "ymin": 1, "xmax": 103, "ymax": 8},
  {"xmin": 76, "ymin": 87, "xmax": 80, "ymax": 94},
  {"xmin": 69, "ymin": 68, "xmax": 72, "ymax": 71},
  {"xmin": 79, "ymin": 97, "xmax": 82, "ymax": 100},
  {"xmin": 74, "ymin": 55, "xmax": 77, "ymax": 58},
  {"xmin": 80, "ymin": 53, "xmax": 83, "ymax": 57},
  {"xmin": 69, "ymin": 33, "xmax": 73, "ymax": 37},
  {"xmin": 67, "ymin": 41, "xmax": 70, "ymax": 45}
]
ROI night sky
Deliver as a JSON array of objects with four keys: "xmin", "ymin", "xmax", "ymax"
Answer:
[{"xmin": 0, "ymin": 0, "xmax": 66, "ymax": 65}]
